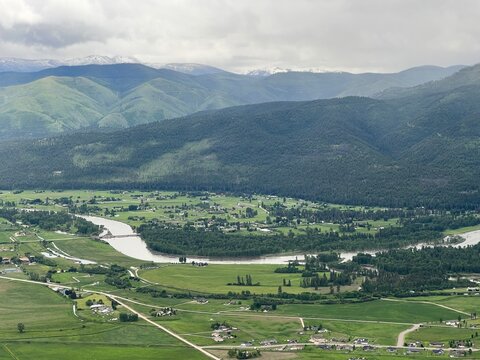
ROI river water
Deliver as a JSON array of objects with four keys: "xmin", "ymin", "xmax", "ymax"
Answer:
[{"xmin": 81, "ymin": 215, "xmax": 480, "ymax": 265}]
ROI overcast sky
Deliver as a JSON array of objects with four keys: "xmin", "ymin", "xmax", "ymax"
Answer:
[{"xmin": 0, "ymin": 0, "xmax": 479, "ymax": 73}]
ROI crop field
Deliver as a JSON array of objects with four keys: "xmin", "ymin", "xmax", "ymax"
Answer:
[
  {"xmin": 405, "ymin": 325, "xmax": 479, "ymax": 345},
  {"xmin": 403, "ymin": 296, "xmax": 480, "ymax": 314},
  {"xmin": 1, "ymin": 343, "xmax": 207, "ymax": 360},
  {"xmin": 0, "ymin": 280, "xmax": 210, "ymax": 359},
  {"xmin": 305, "ymin": 319, "xmax": 407, "ymax": 345},
  {"xmin": 140, "ymin": 264, "xmax": 312, "ymax": 295},
  {"xmin": 273, "ymin": 300, "xmax": 463, "ymax": 323}
]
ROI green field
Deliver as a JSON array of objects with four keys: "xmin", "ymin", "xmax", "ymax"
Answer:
[
  {"xmin": 51, "ymin": 237, "xmax": 142, "ymax": 267},
  {"xmin": 0, "ymin": 279, "xmax": 210, "ymax": 359},
  {"xmin": 140, "ymin": 264, "xmax": 312, "ymax": 295},
  {"xmin": 1, "ymin": 343, "xmax": 207, "ymax": 360},
  {"xmin": 274, "ymin": 300, "xmax": 463, "ymax": 323},
  {"xmin": 406, "ymin": 325, "xmax": 479, "ymax": 346},
  {"xmin": 402, "ymin": 296, "xmax": 480, "ymax": 314}
]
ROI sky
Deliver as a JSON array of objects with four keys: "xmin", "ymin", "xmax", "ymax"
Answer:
[{"xmin": 0, "ymin": 0, "xmax": 479, "ymax": 73}]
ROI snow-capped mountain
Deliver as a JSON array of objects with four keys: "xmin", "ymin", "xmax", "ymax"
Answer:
[
  {"xmin": 0, "ymin": 55, "xmax": 140, "ymax": 73},
  {"xmin": 0, "ymin": 58, "xmax": 63, "ymax": 72},
  {"xmin": 149, "ymin": 63, "xmax": 226, "ymax": 75},
  {"xmin": 0, "ymin": 56, "xmax": 228, "ymax": 75},
  {"xmin": 63, "ymin": 55, "xmax": 139, "ymax": 66},
  {"xmin": 246, "ymin": 67, "xmax": 292, "ymax": 77},
  {"xmin": 245, "ymin": 67, "xmax": 340, "ymax": 77}
]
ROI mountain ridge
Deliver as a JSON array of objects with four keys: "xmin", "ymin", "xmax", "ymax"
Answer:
[{"xmin": 0, "ymin": 63, "xmax": 467, "ymax": 140}]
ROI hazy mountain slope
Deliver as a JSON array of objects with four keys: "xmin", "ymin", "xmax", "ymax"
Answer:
[
  {"xmin": 0, "ymin": 56, "xmax": 139, "ymax": 73},
  {"xmin": 0, "ymin": 63, "xmax": 467, "ymax": 139},
  {"xmin": 376, "ymin": 64, "xmax": 480, "ymax": 99},
  {"xmin": 262, "ymin": 65, "xmax": 465, "ymax": 100},
  {"xmin": 0, "ymin": 64, "xmax": 171, "ymax": 91},
  {"xmin": 0, "ymin": 76, "xmax": 117, "ymax": 138}
]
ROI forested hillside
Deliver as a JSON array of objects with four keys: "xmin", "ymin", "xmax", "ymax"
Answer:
[{"xmin": 0, "ymin": 63, "xmax": 463, "ymax": 139}]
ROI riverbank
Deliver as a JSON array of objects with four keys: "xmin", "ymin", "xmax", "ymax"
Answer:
[{"xmin": 79, "ymin": 215, "xmax": 480, "ymax": 265}]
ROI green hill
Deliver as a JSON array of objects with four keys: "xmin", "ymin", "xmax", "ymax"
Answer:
[{"xmin": 0, "ymin": 63, "xmax": 464, "ymax": 139}]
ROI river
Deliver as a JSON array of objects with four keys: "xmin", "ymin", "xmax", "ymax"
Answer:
[{"xmin": 80, "ymin": 215, "xmax": 480, "ymax": 265}]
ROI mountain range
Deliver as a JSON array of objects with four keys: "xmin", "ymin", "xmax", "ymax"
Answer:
[
  {"xmin": 0, "ymin": 62, "xmax": 464, "ymax": 140},
  {"xmin": 0, "ymin": 63, "xmax": 479, "ymax": 208}
]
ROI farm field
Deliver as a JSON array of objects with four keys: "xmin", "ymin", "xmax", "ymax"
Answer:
[
  {"xmin": 402, "ymin": 296, "xmax": 480, "ymax": 314},
  {"xmin": 0, "ymin": 279, "xmax": 210, "ymax": 359},
  {"xmin": 140, "ymin": 264, "xmax": 315, "ymax": 295},
  {"xmin": 1, "ymin": 343, "xmax": 207, "ymax": 360},
  {"xmin": 273, "ymin": 300, "xmax": 463, "ymax": 323}
]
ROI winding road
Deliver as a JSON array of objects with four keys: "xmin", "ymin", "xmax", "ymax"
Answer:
[{"xmin": 397, "ymin": 323, "xmax": 421, "ymax": 347}]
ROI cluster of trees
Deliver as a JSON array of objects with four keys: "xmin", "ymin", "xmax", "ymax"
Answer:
[
  {"xmin": 300, "ymin": 270, "xmax": 352, "ymax": 289},
  {"xmin": 398, "ymin": 215, "xmax": 480, "ymax": 233},
  {"xmin": 250, "ymin": 298, "xmax": 278, "ymax": 311},
  {"xmin": 119, "ymin": 313, "xmax": 138, "ymax": 322},
  {"xmin": 138, "ymin": 214, "xmax": 466, "ymax": 257},
  {"xmin": 266, "ymin": 203, "xmax": 427, "ymax": 224},
  {"xmin": 373, "ymin": 245, "xmax": 480, "ymax": 274},
  {"xmin": 274, "ymin": 261, "xmax": 302, "ymax": 273},
  {"xmin": 227, "ymin": 349, "xmax": 261, "ymax": 359},
  {"xmin": 79, "ymin": 264, "xmax": 132, "ymax": 289},
  {"xmin": 358, "ymin": 245, "xmax": 480, "ymax": 294},
  {"xmin": 0, "ymin": 207, "xmax": 99, "ymax": 235},
  {"xmin": 230, "ymin": 349, "xmax": 261, "ymax": 359},
  {"xmin": 211, "ymin": 321, "xmax": 232, "ymax": 330},
  {"xmin": 228, "ymin": 275, "xmax": 259, "ymax": 286}
]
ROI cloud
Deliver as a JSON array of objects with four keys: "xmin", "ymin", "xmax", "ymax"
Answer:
[
  {"xmin": 0, "ymin": 0, "xmax": 479, "ymax": 72},
  {"xmin": 0, "ymin": 22, "xmax": 106, "ymax": 48}
]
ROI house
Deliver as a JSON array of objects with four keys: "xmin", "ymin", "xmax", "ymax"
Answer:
[
  {"xmin": 353, "ymin": 338, "xmax": 369, "ymax": 345},
  {"xmin": 429, "ymin": 342, "xmax": 444, "ymax": 348},
  {"xmin": 432, "ymin": 349, "xmax": 444, "ymax": 355},
  {"xmin": 445, "ymin": 320, "xmax": 459, "ymax": 327},
  {"xmin": 318, "ymin": 344, "xmax": 332, "ymax": 350},
  {"xmin": 152, "ymin": 307, "xmax": 176, "ymax": 317},
  {"xmin": 309, "ymin": 334, "xmax": 327, "ymax": 344},
  {"xmin": 90, "ymin": 304, "xmax": 113, "ymax": 315},
  {"xmin": 19, "ymin": 256, "xmax": 30, "ymax": 264},
  {"xmin": 449, "ymin": 350, "xmax": 467, "ymax": 358},
  {"xmin": 193, "ymin": 297, "xmax": 208, "ymax": 304},
  {"xmin": 212, "ymin": 335, "xmax": 224, "ymax": 342},
  {"xmin": 1, "ymin": 257, "xmax": 11, "ymax": 265},
  {"xmin": 408, "ymin": 341, "xmax": 422, "ymax": 348},
  {"xmin": 260, "ymin": 339, "xmax": 277, "ymax": 346}
]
